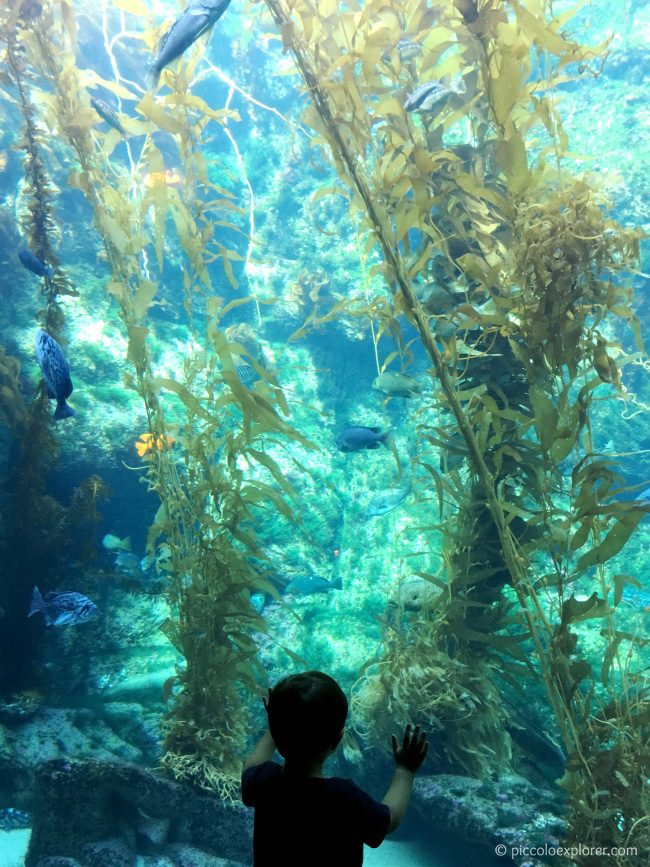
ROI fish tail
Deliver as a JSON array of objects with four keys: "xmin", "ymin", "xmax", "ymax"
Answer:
[
  {"xmin": 28, "ymin": 586, "xmax": 44, "ymax": 618},
  {"xmin": 54, "ymin": 401, "xmax": 75, "ymax": 421},
  {"xmin": 147, "ymin": 63, "xmax": 161, "ymax": 89},
  {"xmin": 381, "ymin": 429, "xmax": 395, "ymax": 449},
  {"xmin": 331, "ymin": 574, "xmax": 343, "ymax": 590}
]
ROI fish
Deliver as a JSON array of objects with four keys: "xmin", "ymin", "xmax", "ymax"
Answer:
[
  {"xmin": 414, "ymin": 281, "xmax": 460, "ymax": 314},
  {"xmin": 336, "ymin": 426, "xmax": 392, "ymax": 453},
  {"xmin": 235, "ymin": 364, "xmax": 259, "ymax": 385},
  {"xmin": 633, "ymin": 486, "xmax": 650, "ymax": 505},
  {"xmin": 34, "ymin": 330, "xmax": 75, "ymax": 421},
  {"xmin": 284, "ymin": 574, "xmax": 342, "ymax": 596},
  {"xmin": 364, "ymin": 485, "xmax": 410, "ymax": 518},
  {"xmin": 103, "ymin": 533, "xmax": 132, "ymax": 551},
  {"xmin": 373, "ymin": 371, "xmax": 423, "ymax": 398},
  {"xmin": 19, "ymin": 249, "xmax": 52, "ymax": 279},
  {"xmin": 28, "ymin": 587, "xmax": 97, "ymax": 627},
  {"xmin": 621, "ymin": 586, "xmax": 650, "ymax": 613},
  {"xmin": 135, "ymin": 432, "xmax": 175, "ymax": 458},
  {"xmin": 143, "ymin": 169, "xmax": 183, "ymax": 188},
  {"xmin": 404, "ymin": 76, "xmax": 466, "ymax": 113},
  {"xmin": 148, "ymin": 0, "xmax": 232, "ymax": 88},
  {"xmin": 90, "ymin": 96, "xmax": 126, "ymax": 136},
  {"xmin": 114, "ymin": 552, "xmax": 142, "ymax": 574},
  {"xmin": 382, "ymin": 37, "xmax": 422, "ymax": 64}
]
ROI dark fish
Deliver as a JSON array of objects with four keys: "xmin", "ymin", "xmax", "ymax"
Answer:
[
  {"xmin": 149, "ymin": 0, "xmax": 232, "ymax": 88},
  {"xmin": 404, "ymin": 77, "xmax": 465, "ymax": 112},
  {"xmin": 90, "ymin": 96, "xmax": 126, "ymax": 136},
  {"xmin": 34, "ymin": 330, "xmax": 75, "ymax": 421},
  {"xmin": 19, "ymin": 249, "xmax": 52, "ymax": 279},
  {"xmin": 336, "ymin": 426, "xmax": 392, "ymax": 453},
  {"xmin": 28, "ymin": 586, "xmax": 97, "ymax": 627},
  {"xmin": 364, "ymin": 485, "xmax": 410, "ymax": 518},
  {"xmin": 284, "ymin": 574, "xmax": 342, "ymax": 596}
]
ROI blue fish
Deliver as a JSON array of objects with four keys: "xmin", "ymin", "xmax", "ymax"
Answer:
[
  {"xmin": 235, "ymin": 364, "xmax": 259, "ymax": 386},
  {"xmin": 90, "ymin": 96, "xmax": 126, "ymax": 136},
  {"xmin": 28, "ymin": 587, "xmax": 97, "ymax": 627},
  {"xmin": 19, "ymin": 249, "xmax": 52, "ymax": 279},
  {"xmin": 284, "ymin": 575, "xmax": 342, "ymax": 596},
  {"xmin": 149, "ymin": 0, "xmax": 232, "ymax": 88},
  {"xmin": 336, "ymin": 426, "xmax": 392, "ymax": 453},
  {"xmin": 34, "ymin": 330, "xmax": 75, "ymax": 421}
]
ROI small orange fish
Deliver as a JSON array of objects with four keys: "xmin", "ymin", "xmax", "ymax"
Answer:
[
  {"xmin": 143, "ymin": 169, "xmax": 182, "ymax": 188},
  {"xmin": 135, "ymin": 432, "xmax": 175, "ymax": 458}
]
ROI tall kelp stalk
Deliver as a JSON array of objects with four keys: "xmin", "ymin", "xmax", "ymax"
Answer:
[
  {"xmin": 18, "ymin": 0, "xmax": 311, "ymax": 795},
  {"xmin": 0, "ymin": 0, "xmax": 99, "ymax": 693},
  {"xmin": 260, "ymin": 0, "xmax": 648, "ymax": 858}
]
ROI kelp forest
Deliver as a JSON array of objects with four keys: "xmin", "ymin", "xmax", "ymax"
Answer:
[{"xmin": 0, "ymin": 1, "xmax": 648, "ymax": 865}]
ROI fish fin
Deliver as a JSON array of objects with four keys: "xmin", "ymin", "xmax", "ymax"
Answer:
[
  {"xmin": 368, "ymin": 442, "xmax": 381, "ymax": 449},
  {"xmin": 369, "ymin": 426, "xmax": 382, "ymax": 433},
  {"xmin": 28, "ymin": 586, "xmax": 44, "ymax": 617},
  {"xmin": 147, "ymin": 63, "xmax": 161, "ymax": 89},
  {"xmin": 54, "ymin": 402, "xmax": 75, "ymax": 421},
  {"xmin": 330, "ymin": 574, "xmax": 342, "ymax": 590},
  {"xmin": 382, "ymin": 430, "xmax": 396, "ymax": 449}
]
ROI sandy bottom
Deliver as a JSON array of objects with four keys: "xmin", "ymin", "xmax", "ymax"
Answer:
[
  {"xmin": 0, "ymin": 828, "xmax": 31, "ymax": 867},
  {"xmin": 366, "ymin": 837, "xmax": 441, "ymax": 865}
]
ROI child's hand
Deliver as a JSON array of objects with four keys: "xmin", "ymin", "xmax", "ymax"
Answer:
[{"xmin": 391, "ymin": 724, "xmax": 429, "ymax": 773}]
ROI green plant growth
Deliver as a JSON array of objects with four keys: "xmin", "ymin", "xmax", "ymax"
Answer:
[
  {"xmin": 0, "ymin": 0, "xmax": 104, "ymax": 693},
  {"xmin": 259, "ymin": 0, "xmax": 648, "ymax": 860},
  {"xmin": 11, "ymin": 0, "xmax": 315, "ymax": 796}
]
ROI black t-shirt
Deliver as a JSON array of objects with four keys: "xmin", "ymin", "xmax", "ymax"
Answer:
[{"xmin": 241, "ymin": 761, "xmax": 391, "ymax": 866}]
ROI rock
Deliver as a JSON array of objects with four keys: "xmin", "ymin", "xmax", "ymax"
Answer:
[
  {"xmin": 165, "ymin": 845, "xmax": 248, "ymax": 867},
  {"xmin": 25, "ymin": 758, "xmax": 252, "ymax": 867},
  {"xmin": 36, "ymin": 859, "xmax": 81, "ymax": 867},
  {"xmin": 413, "ymin": 772, "xmax": 566, "ymax": 867},
  {"xmin": 79, "ymin": 838, "xmax": 136, "ymax": 867}
]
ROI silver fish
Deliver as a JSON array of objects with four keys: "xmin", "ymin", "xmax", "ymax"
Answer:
[
  {"xmin": 382, "ymin": 38, "xmax": 423, "ymax": 64},
  {"xmin": 149, "ymin": 0, "xmax": 232, "ymax": 88},
  {"xmin": 364, "ymin": 485, "xmax": 410, "ymax": 518},
  {"xmin": 373, "ymin": 371, "xmax": 422, "ymax": 398},
  {"xmin": 404, "ymin": 77, "xmax": 466, "ymax": 112}
]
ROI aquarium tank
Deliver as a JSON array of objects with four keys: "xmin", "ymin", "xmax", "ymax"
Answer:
[{"xmin": 0, "ymin": 0, "xmax": 648, "ymax": 865}]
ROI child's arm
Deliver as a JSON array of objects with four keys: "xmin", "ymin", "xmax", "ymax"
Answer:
[
  {"xmin": 382, "ymin": 724, "xmax": 428, "ymax": 833},
  {"xmin": 242, "ymin": 729, "xmax": 276, "ymax": 772}
]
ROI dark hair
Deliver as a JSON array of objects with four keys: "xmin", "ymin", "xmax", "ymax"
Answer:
[{"xmin": 267, "ymin": 670, "xmax": 348, "ymax": 761}]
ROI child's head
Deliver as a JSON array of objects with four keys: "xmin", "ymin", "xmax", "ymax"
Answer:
[{"xmin": 267, "ymin": 670, "xmax": 348, "ymax": 763}]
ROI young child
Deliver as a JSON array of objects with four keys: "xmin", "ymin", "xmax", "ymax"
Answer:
[{"xmin": 241, "ymin": 670, "xmax": 428, "ymax": 866}]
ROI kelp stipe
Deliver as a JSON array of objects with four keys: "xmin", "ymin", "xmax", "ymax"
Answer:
[
  {"xmin": 0, "ymin": 2, "xmax": 102, "ymax": 693},
  {"xmin": 18, "ymin": 0, "xmax": 312, "ymax": 795},
  {"xmin": 260, "ymin": 0, "xmax": 648, "ymax": 857}
]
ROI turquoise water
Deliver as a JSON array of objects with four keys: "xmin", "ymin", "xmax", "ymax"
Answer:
[{"xmin": 0, "ymin": 1, "xmax": 648, "ymax": 865}]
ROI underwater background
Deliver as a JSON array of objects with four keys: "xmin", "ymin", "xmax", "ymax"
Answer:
[{"xmin": 0, "ymin": 0, "xmax": 648, "ymax": 865}]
